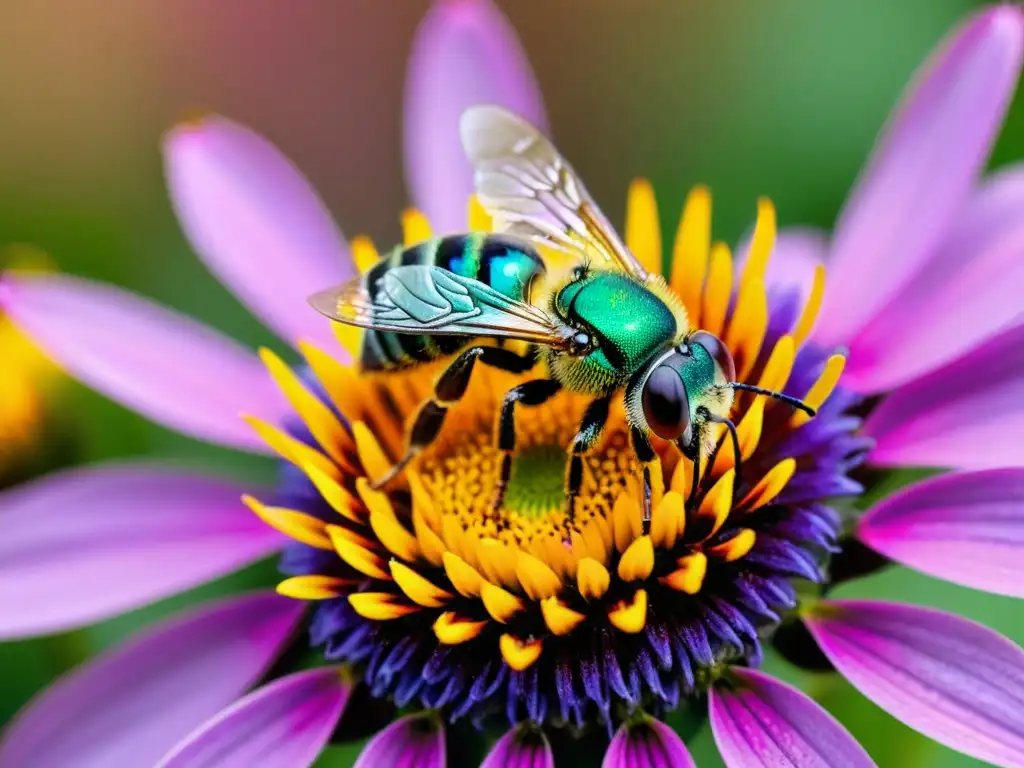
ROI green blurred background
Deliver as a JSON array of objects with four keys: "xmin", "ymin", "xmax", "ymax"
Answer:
[{"xmin": 1, "ymin": 1, "xmax": 1021, "ymax": 765}]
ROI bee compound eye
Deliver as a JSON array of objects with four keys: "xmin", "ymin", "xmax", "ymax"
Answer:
[
  {"xmin": 641, "ymin": 365, "xmax": 691, "ymax": 440},
  {"xmin": 688, "ymin": 331, "xmax": 736, "ymax": 382}
]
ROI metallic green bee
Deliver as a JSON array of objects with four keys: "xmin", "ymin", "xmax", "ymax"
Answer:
[{"xmin": 310, "ymin": 106, "xmax": 813, "ymax": 519}]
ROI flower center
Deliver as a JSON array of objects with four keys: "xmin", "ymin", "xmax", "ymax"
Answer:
[
  {"xmin": 416, "ymin": 388, "xmax": 638, "ymax": 548},
  {"xmin": 503, "ymin": 443, "xmax": 572, "ymax": 518}
]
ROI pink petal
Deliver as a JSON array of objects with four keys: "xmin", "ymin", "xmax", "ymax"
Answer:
[
  {"xmin": 806, "ymin": 600, "xmax": 1024, "ymax": 767},
  {"xmin": 0, "ymin": 593, "xmax": 303, "ymax": 768},
  {"xmin": 0, "ymin": 273, "xmax": 286, "ymax": 453},
  {"xmin": 709, "ymin": 668, "xmax": 875, "ymax": 768},
  {"xmin": 738, "ymin": 226, "xmax": 828, "ymax": 307},
  {"xmin": 858, "ymin": 468, "xmax": 1024, "ymax": 598},
  {"xmin": 864, "ymin": 320, "xmax": 1024, "ymax": 469},
  {"xmin": 845, "ymin": 165, "xmax": 1024, "ymax": 392},
  {"xmin": 156, "ymin": 668, "xmax": 349, "ymax": 768},
  {"xmin": 814, "ymin": 6, "xmax": 1024, "ymax": 347},
  {"xmin": 0, "ymin": 463, "xmax": 284, "ymax": 638},
  {"xmin": 602, "ymin": 718, "xmax": 695, "ymax": 768},
  {"xmin": 482, "ymin": 725, "xmax": 554, "ymax": 768},
  {"xmin": 353, "ymin": 713, "xmax": 446, "ymax": 768},
  {"xmin": 164, "ymin": 115, "xmax": 352, "ymax": 353},
  {"xmin": 404, "ymin": 0, "xmax": 547, "ymax": 233}
]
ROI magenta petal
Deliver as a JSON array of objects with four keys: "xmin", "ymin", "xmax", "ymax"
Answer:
[
  {"xmin": 482, "ymin": 726, "xmax": 554, "ymax": 768},
  {"xmin": 858, "ymin": 468, "xmax": 1024, "ymax": 598},
  {"xmin": 0, "ymin": 273, "xmax": 285, "ymax": 453},
  {"xmin": 709, "ymin": 668, "xmax": 875, "ymax": 768},
  {"xmin": 0, "ymin": 593, "xmax": 303, "ymax": 768},
  {"xmin": 165, "ymin": 115, "xmax": 352, "ymax": 353},
  {"xmin": 404, "ymin": 0, "xmax": 547, "ymax": 233},
  {"xmin": 353, "ymin": 713, "xmax": 446, "ymax": 768},
  {"xmin": 0, "ymin": 463, "xmax": 284, "ymax": 638},
  {"xmin": 864, "ymin": 320, "xmax": 1024, "ymax": 469},
  {"xmin": 806, "ymin": 600, "xmax": 1024, "ymax": 768},
  {"xmin": 157, "ymin": 668, "xmax": 349, "ymax": 768},
  {"xmin": 845, "ymin": 164, "xmax": 1024, "ymax": 392},
  {"xmin": 815, "ymin": 6, "xmax": 1024, "ymax": 347},
  {"xmin": 602, "ymin": 718, "xmax": 695, "ymax": 768}
]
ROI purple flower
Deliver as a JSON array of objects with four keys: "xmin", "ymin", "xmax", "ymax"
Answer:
[
  {"xmin": 353, "ymin": 713, "xmax": 446, "ymax": 768},
  {"xmin": 156, "ymin": 667, "xmax": 351, "ymax": 768},
  {"xmin": 709, "ymin": 667, "xmax": 874, "ymax": 767},
  {"xmin": 604, "ymin": 717, "xmax": 696, "ymax": 768},
  {"xmin": 1, "ymin": 3, "xmax": 1024, "ymax": 768},
  {"xmin": 0, "ymin": 593, "xmax": 308, "ymax": 766},
  {"xmin": 483, "ymin": 724, "xmax": 554, "ymax": 768}
]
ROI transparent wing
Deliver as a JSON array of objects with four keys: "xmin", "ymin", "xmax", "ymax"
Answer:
[
  {"xmin": 460, "ymin": 104, "xmax": 649, "ymax": 281},
  {"xmin": 309, "ymin": 265, "xmax": 569, "ymax": 347}
]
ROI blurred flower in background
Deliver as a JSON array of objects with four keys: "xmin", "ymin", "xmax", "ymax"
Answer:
[
  {"xmin": 0, "ymin": 248, "xmax": 77, "ymax": 488},
  {"xmin": 0, "ymin": 297, "xmax": 51, "ymax": 481},
  {"xmin": 2, "ymin": 2, "xmax": 1024, "ymax": 768}
]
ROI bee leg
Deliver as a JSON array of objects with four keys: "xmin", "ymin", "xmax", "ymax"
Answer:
[
  {"xmin": 630, "ymin": 427, "xmax": 656, "ymax": 529},
  {"xmin": 688, "ymin": 442, "xmax": 701, "ymax": 505},
  {"xmin": 494, "ymin": 379, "xmax": 563, "ymax": 510},
  {"xmin": 372, "ymin": 346, "xmax": 534, "ymax": 489},
  {"xmin": 706, "ymin": 412, "xmax": 742, "ymax": 504},
  {"xmin": 673, "ymin": 432, "xmax": 702, "ymax": 506},
  {"xmin": 564, "ymin": 395, "xmax": 613, "ymax": 524}
]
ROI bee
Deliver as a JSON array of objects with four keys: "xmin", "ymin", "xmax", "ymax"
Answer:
[{"xmin": 310, "ymin": 106, "xmax": 813, "ymax": 520}]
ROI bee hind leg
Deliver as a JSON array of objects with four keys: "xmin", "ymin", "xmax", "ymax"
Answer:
[
  {"xmin": 563, "ymin": 395, "xmax": 613, "ymax": 525},
  {"xmin": 371, "ymin": 346, "xmax": 534, "ymax": 490}
]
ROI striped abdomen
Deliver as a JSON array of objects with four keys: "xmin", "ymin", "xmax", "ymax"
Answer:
[{"xmin": 359, "ymin": 233, "xmax": 547, "ymax": 371}]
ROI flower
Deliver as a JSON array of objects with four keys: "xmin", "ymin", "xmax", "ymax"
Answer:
[
  {"xmin": 604, "ymin": 715, "xmax": 695, "ymax": 768},
  {"xmin": 353, "ymin": 713, "xmax": 446, "ymax": 768},
  {"xmin": 1, "ymin": 4, "xmax": 1023, "ymax": 768},
  {"xmin": 0, "ymin": 311, "xmax": 49, "ymax": 476},
  {"xmin": 0, "ymin": 248, "xmax": 74, "ymax": 488},
  {"xmin": 243, "ymin": 187, "xmax": 853, "ymax": 735}
]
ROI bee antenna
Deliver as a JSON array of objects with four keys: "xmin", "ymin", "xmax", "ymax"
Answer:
[{"xmin": 726, "ymin": 382, "xmax": 816, "ymax": 416}]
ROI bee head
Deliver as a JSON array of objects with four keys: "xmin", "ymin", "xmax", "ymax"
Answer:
[
  {"xmin": 637, "ymin": 331, "xmax": 736, "ymax": 444},
  {"xmin": 635, "ymin": 331, "xmax": 816, "ymax": 503}
]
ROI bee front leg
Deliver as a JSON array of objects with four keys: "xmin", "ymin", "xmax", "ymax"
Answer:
[
  {"xmin": 564, "ymin": 395, "xmax": 613, "ymax": 524},
  {"xmin": 493, "ymin": 379, "xmax": 562, "ymax": 510},
  {"xmin": 372, "ymin": 346, "xmax": 534, "ymax": 490},
  {"xmin": 630, "ymin": 427, "xmax": 656, "ymax": 528}
]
